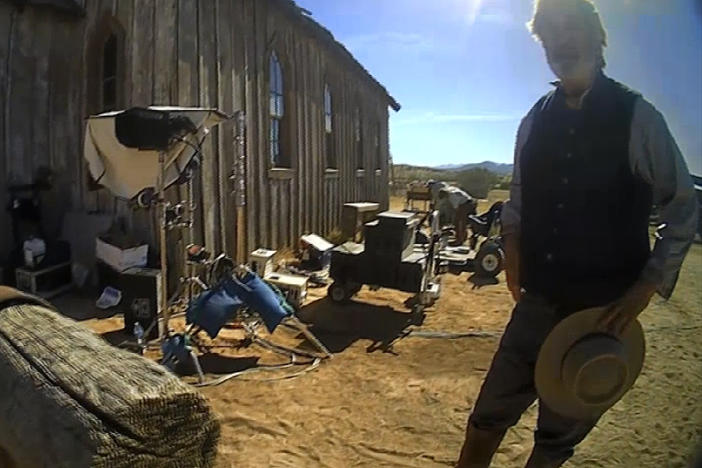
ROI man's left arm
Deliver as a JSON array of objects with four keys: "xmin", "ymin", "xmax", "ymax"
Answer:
[
  {"xmin": 600, "ymin": 98, "xmax": 697, "ymax": 334},
  {"xmin": 630, "ymin": 98, "xmax": 698, "ymax": 299}
]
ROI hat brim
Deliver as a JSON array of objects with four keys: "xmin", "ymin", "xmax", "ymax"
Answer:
[{"xmin": 535, "ymin": 306, "xmax": 645, "ymax": 420}]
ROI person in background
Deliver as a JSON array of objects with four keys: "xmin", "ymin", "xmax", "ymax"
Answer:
[
  {"xmin": 455, "ymin": 0, "xmax": 698, "ymax": 467},
  {"xmin": 428, "ymin": 181, "xmax": 477, "ymax": 245}
]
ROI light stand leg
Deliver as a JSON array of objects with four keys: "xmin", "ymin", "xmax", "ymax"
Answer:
[
  {"xmin": 190, "ymin": 350, "xmax": 205, "ymax": 384},
  {"xmin": 286, "ymin": 316, "xmax": 333, "ymax": 359}
]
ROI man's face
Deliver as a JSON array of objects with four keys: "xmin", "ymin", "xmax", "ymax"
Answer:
[{"xmin": 538, "ymin": 9, "xmax": 601, "ymax": 82}]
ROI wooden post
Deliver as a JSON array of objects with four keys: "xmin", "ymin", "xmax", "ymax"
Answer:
[{"xmin": 234, "ymin": 110, "xmax": 247, "ymax": 263}]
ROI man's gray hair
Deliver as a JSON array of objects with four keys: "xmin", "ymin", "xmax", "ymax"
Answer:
[{"xmin": 528, "ymin": 0, "xmax": 608, "ymax": 68}]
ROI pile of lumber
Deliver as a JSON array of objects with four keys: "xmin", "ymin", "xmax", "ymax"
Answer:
[{"xmin": 0, "ymin": 291, "xmax": 219, "ymax": 468}]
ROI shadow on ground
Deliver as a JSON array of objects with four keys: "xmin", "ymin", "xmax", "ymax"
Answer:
[
  {"xmin": 51, "ymin": 289, "xmax": 120, "ymax": 321},
  {"xmin": 467, "ymin": 273, "xmax": 499, "ymax": 289},
  {"xmin": 101, "ymin": 328, "xmax": 130, "ymax": 346},
  {"xmin": 296, "ymin": 297, "xmax": 416, "ymax": 354}
]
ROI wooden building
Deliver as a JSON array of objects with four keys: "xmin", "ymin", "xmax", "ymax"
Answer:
[{"xmin": 0, "ymin": 0, "xmax": 400, "ymax": 268}]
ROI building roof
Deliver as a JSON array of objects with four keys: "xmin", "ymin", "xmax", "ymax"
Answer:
[
  {"xmin": 9, "ymin": 0, "xmax": 399, "ymax": 110},
  {"xmin": 280, "ymin": 0, "xmax": 401, "ymax": 112}
]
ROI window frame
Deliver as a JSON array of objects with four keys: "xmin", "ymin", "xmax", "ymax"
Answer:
[
  {"xmin": 88, "ymin": 16, "xmax": 125, "ymax": 114},
  {"xmin": 374, "ymin": 120, "xmax": 383, "ymax": 171},
  {"xmin": 101, "ymin": 33, "xmax": 119, "ymax": 112},
  {"xmin": 269, "ymin": 50, "xmax": 288, "ymax": 168},
  {"xmin": 354, "ymin": 106, "xmax": 364, "ymax": 170},
  {"xmin": 323, "ymin": 83, "xmax": 335, "ymax": 169}
]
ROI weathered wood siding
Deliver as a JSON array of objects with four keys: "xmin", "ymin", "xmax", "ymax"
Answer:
[
  {"xmin": 1, "ymin": 3, "xmax": 88, "ymax": 258},
  {"xmin": 243, "ymin": 0, "xmax": 392, "ymax": 253},
  {"xmin": 0, "ymin": 0, "xmax": 394, "ymax": 267}
]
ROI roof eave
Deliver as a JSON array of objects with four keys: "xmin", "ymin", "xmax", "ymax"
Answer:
[{"xmin": 284, "ymin": 1, "xmax": 401, "ymax": 112}]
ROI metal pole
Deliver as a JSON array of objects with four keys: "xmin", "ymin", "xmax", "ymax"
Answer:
[
  {"xmin": 158, "ymin": 151, "xmax": 169, "ymax": 341},
  {"xmin": 186, "ymin": 173, "xmax": 194, "ymax": 303},
  {"xmin": 233, "ymin": 111, "xmax": 247, "ymax": 263}
]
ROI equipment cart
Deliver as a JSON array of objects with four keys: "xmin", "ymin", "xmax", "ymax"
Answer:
[{"xmin": 328, "ymin": 211, "xmax": 442, "ymax": 322}]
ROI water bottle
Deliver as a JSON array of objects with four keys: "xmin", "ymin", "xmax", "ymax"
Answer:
[{"xmin": 133, "ymin": 322, "xmax": 145, "ymax": 351}]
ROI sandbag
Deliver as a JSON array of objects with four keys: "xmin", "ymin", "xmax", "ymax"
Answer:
[
  {"xmin": 222, "ymin": 272, "xmax": 291, "ymax": 333},
  {"xmin": 0, "ymin": 292, "xmax": 219, "ymax": 468}
]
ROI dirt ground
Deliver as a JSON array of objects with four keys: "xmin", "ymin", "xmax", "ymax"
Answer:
[{"xmin": 70, "ymin": 193, "xmax": 701, "ymax": 468}]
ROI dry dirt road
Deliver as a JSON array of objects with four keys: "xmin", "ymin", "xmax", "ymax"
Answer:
[
  {"xmin": 79, "ymin": 192, "xmax": 701, "ymax": 467},
  {"xmin": 191, "ymin": 241, "xmax": 701, "ymax": 468}
]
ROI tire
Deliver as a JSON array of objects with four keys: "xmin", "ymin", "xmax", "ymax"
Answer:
[
  {"xmin": 475, "ymin": 241, "xmax": 504, "ymax": 277},
  {"xmin": 328, "ymin": 282, "xmax": 349, "ymax": 303}
]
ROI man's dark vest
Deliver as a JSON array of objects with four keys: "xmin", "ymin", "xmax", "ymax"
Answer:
[{"xmin": 520, "ymin": 73, "xmax": 653, "ymax": 308}]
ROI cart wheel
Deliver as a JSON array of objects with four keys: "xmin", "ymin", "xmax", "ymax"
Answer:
[
  {"xmin": 475, "ymin": 241, "xmax": 504, "ymax": 277},
  {"xmin": 328, "ymin": 282, "xmax": 349, "ymax": 303}
]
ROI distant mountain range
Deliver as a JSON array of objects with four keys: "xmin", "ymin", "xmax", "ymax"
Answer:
[{"xmin": 433, "ymin": 161, "xmax": 514, "ymax": 175}]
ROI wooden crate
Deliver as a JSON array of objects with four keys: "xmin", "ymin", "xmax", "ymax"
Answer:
[
  {"xmin": 340, "ymin": 202, "xmax": 380, "ymax": 242},
  {"xmin": 15, "ymin": 262, "xmax": 72, "ymax": 299}
]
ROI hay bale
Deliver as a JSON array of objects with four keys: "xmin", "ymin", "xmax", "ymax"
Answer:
[{"xmin": 0, "ymin": 301, "xmax": 219, "ymax": 468}]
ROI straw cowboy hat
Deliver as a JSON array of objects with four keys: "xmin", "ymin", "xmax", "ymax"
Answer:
[{"xmin": 535, "ymin": 306, "xmax": 646, "ymax": 420}]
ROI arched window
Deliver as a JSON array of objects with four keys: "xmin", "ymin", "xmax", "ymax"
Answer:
[
  {"xmin": 102, "ymin": 33, "xmax": 118, "ymax": 111},
  {"xmin": 269, "ymin": 51, "xmax": 286, "ymax": 167},
  {"xmin": 324, "ymin": 84, "xmax": 334, "ymax": 168},
  {"xmin": 355, "ymin": 107, "xmax": 364, "ymax": 170},
  {"xmin": 88, "ymin": 16, "xmax": 125, "ymax": 114}
]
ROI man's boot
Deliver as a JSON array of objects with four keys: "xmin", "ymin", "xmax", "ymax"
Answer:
[
  {"xmin": 523, "ymin": 446, "xmax": 568, "ymax": 468},
  {"xmin": 456, "ymin": 423, "xmax": 506, "ymax": 468}
]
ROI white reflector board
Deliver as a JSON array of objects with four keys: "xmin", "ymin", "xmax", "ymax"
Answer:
[{"xmin": 84, "ymin": 106, "xmax": 229, "ymax": 200}]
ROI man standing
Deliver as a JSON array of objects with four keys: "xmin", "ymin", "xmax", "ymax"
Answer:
[
  {"xmin": 456, "ymin": 1, "xmax": 698, "ymax": 467},
  {"xmin": 428, "ymin": 181, "xmax": 476, "ymax": 244}
]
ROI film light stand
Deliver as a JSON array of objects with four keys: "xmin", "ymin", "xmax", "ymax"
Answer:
[
  {"xmin": 130, "ymin": 135, "xmax": 200, "ymax": 344},
  {"xmin": 154, "ymin": 134, "xmax": 205, "ymax": 343}
]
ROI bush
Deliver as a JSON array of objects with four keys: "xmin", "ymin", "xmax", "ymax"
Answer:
[
  {"xmin": 494, "ymin": 175, "xmax": 512, "ymax": 191},
  {"xmin": 454, "ymin": 168, "xmax": 501, "ymax": 199}
]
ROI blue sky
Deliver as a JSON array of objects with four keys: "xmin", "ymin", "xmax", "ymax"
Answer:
[{"xmin": 296, "ymin": 0, "xmax": 702, "ymax": 175}]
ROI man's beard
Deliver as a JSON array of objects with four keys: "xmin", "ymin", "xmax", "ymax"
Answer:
[{"xmin": 549, "ymin": 56, "xmax": 596, "ymax": 82}]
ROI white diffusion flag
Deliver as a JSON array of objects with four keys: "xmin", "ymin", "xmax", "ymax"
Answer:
[{"xmin": 84, "ymin": 106, "xmax": 229, "ymax": 200}]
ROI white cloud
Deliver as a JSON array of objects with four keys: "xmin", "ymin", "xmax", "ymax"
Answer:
[{"xmin": 341, "ymin": 32, "xmax": 434, "ymax": 55}]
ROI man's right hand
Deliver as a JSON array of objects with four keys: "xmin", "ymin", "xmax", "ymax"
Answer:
[{"xmin": 504, "ymin": 233, "xmax": 521, "ymax": 302}]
